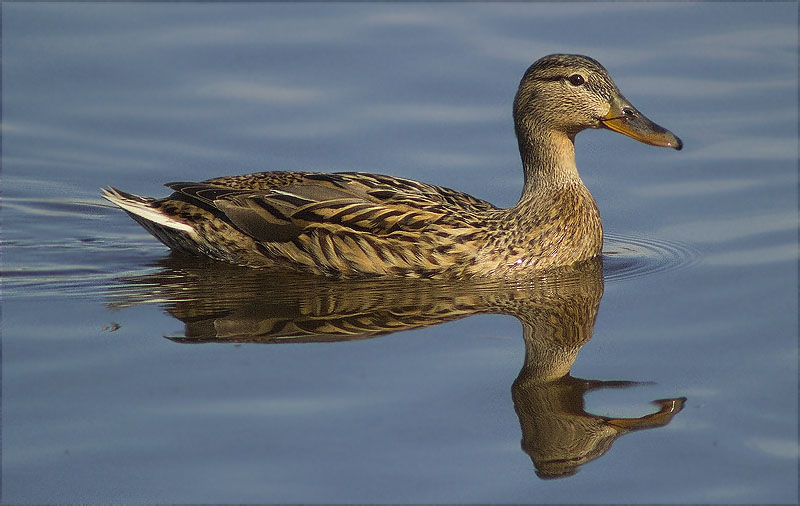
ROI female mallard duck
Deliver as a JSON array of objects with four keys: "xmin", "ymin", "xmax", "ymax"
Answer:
[{"xmin": 103, "ymin": 54, "xmax": 681, "ymax": 278}]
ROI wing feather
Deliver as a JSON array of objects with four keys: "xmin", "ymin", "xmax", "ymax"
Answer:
[{"xmin": 160, "ymin": 173, "xmax": 488, "ymax": 271}]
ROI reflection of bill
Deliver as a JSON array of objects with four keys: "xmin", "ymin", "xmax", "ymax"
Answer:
[{"xmin": 110, "ymin": 255, "xmax": 685, "ymax": 479}]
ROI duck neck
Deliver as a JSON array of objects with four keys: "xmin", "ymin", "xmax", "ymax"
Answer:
[{"xmin": 516, "ymin": 128, "xmax": 582, "ymax": 201}]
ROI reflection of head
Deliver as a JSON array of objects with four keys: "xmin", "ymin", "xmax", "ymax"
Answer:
[
  {"xmin": 513, "ymin": 374, "xmax": 686, "ymax": 479},
  {"xmin": 514, "ymin": 375, "xmax": 621, "ymax": 478}
]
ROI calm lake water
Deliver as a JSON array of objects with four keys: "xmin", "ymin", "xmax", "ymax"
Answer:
[{"xmin": 2, "ymin": 3, "xmax": 798, "ymax": 504}]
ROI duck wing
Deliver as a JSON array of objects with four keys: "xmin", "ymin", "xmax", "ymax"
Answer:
[
  {"xmin": 201, "ymin": 171, "xmax": 497, "ymax": 212},
  {"xmin": 165, "ymin": 171, "xmax": 496, "ymax": 244}
]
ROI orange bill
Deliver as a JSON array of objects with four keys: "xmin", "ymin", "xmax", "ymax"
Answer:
[{"xmin": 600, "ymin": 96, "xmax": 683, "ymax": 150}]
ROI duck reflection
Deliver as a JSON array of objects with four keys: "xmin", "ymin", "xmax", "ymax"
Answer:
[{"xmin": 111, "ymin": 255, "xmax": 684, "ymax": 479}]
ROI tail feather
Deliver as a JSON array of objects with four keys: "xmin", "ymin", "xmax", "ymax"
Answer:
[
  {"xmin": 102, "ymin": 187, "xmax": 194, "ymax": 233},
  {"xmin": 102, "ymin": 186, "xmax": 207, "ymax": 257}
]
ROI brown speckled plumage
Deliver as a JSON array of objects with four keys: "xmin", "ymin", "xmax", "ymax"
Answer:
[{"xmin": 103, "ymin": 54, "xmax": 681, "ymax": 278}]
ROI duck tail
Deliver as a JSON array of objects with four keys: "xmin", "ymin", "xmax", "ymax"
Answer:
[
  {"xmin": 102, "ymin": 187, "xmax": 193, "ymax": 233},
  {"xmin": 102, "ymin": 187, "xmax": 202, "ymax": 254}
]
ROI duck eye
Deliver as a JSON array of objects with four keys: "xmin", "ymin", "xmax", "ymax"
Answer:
[{"xmin": 567, "ymin": 74, "xmax": 585, "ymax": 86}]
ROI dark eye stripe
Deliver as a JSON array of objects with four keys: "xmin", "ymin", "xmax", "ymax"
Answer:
[
  {"xmin": 530, "ymin": 75, "xmax": 570, "ymax": 83},
  {"xmin": 530, "ymin": 74, "xmax": 586, "ymax": 85}
]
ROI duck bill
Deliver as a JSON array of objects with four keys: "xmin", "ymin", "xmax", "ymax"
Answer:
[{"xmin": 600, "ymin": 97, "xmax": 683, "ymax": 150}]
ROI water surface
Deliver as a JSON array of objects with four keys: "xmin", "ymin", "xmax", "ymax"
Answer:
[{"xmin": 2, "ymin": 3, "xmax": 798, "ymax": 503}]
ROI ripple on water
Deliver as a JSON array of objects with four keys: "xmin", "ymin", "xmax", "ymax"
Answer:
[
  {"xmin": 1, "ymin": 197, "xmax": 163, "ymax": 300},
  {"xmin": 602, "ymin": 232, "xmax": 700, "ymax": 282},
  {"xmin": 1, "ymin": 243, "xmax": 160, "ymax": 300}
]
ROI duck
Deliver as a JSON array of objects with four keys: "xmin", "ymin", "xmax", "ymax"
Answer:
[{"xmin": 103, "ymin": 54, "xmax": 682, "ymax": 279}]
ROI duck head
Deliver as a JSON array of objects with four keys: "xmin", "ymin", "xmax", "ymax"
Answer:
[{"xmin": 513, "ymin": 54, "xmax": 682, "ymax": 152}]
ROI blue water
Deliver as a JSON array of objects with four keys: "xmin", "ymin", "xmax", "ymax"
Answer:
[{"xmin": 2, "ymin": 3, "xmax": 798, "ymax": 503}]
